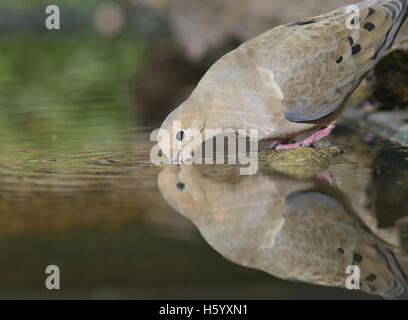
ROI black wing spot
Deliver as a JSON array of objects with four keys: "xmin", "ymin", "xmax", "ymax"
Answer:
[
  {"xmin": 368, "ymin": 7, "xmax": 376, "ymax": 17},
  {"xmin": 353, "ymin": 253, "xmax": 363, "ymax": 263},
  {"xmin": 351, "ymin": 17, "xmax": 360, "ymax": 25},
  {"xmin": 364, "ymin": 22, "xmax": 376, "ymax": 31},
  {"xmin": 337, "ymin": 248, "xmax": 345, "ymax": 254},
  {"xmin": 348, "ymin": 36, "xmax": 354, "ymax": 45},
  {"xmin": 336, "ymin": 56, "xmax": 343, "ymax": 63},
  {"xmin": 365, "ymin": 274, "xmax": 377, "ymax": 282},
  {"xmin": 352, "ymin": 44, "xmax": 362, "ymax": 55}
]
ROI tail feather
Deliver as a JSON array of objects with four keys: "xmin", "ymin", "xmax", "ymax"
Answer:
[
  {"xmin": 376, "ymin": 240, "xmax": 408, "ymax": 300},
  {"xmin": 373, "ymin": 0, "xmax": 408, "ymax": 59},
  {"xmin": 354, "ymin": 0, "xmax": 408, "ymax": 58}
]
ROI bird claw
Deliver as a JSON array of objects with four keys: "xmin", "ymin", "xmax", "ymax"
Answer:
[
  {"xmin": 264, "ymin": 139, "xmax": 289, "ymax": 150},
  {"xmin": 271, "ymin": 126, "xmax": 333, "ymax": 150}
]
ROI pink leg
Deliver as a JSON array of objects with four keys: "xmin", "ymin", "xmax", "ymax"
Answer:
[
  {"xmin": 269, "ymin": 125, "xmax": 334, "ymax": 150},
  {"xmin": 263, "ymin": 139, "xmax": 290, "ymax": 151}
]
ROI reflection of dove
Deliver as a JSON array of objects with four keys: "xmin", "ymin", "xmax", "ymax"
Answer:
[
  {"xmin": 159, "ymin": 0, "xmax": 408, "ymax": 162},
  {"xmin": 158, "ymin": 165, "xmax": 408, "ymax": 299}
]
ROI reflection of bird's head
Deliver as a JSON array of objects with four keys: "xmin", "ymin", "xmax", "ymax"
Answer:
[{"xmin": 157, "ymin": 165, "xmax": 205, "ymax": 218}]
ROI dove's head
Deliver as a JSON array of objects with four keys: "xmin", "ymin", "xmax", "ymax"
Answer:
[{"xmin": 158, "ymin": 96, "xmax": 208, "ymax": 164}]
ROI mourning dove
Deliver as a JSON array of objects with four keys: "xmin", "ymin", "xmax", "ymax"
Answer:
[
  {"xmin": 159, "ymin": 0, "xmax": 408, "ymax": 162},
  {"xmin": 158, "ymin": 165, "xmax": 408, "ymax": 299}
]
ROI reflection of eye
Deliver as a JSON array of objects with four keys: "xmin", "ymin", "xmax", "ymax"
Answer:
[
  {"xmin": 175, "ymin": 182, "xmax": 186, "ymax": 192},
  {"xmin": 175, "ymin": 130, "xmax": 185, "ymax": 142}
]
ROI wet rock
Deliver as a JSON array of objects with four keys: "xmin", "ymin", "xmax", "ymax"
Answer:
[
  {"xmin": 259, "ymin": 147, "xmax": 343, "ymax": 179},
  {"xmin": 341, "ymin": 102, "xmax": 408, "ymax": 147},
  {"xmin": 366, "ymin": 145, "xmax": 408, "ymax": 228},
  {"xmin": 366, "ymin": 111, "xmax": 408, "ymax": 145}
]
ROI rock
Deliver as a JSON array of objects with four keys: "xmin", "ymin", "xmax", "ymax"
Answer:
[
  {"xmin": 366, "ymin": 145, "xmax": 408, "ymax": 228},
  {"xmin": 367, "ymin": 50, "xmax": 408, "ymax": 111},
  {"xmin": 366, "ymin": 111, "xmax": 408, "ymax": 145},
  {"xmin": 259, "ymin": 147, "xmax": 343, "ymax": 179}
]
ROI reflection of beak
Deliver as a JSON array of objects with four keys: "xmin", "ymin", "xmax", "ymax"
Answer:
[{"xmin": 170, "ymin": 150, "xmax": 181, "ymax": 164}]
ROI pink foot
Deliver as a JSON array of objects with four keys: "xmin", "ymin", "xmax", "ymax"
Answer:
[
  {"xmin": 316, "ymin": 170, "xmax": 333, "ymax": 183},
  {"xmin": 270, "ymin": 125, "xmax": 334, "ymax": 150}
]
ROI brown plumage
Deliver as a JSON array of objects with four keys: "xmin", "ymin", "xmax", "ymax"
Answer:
[
  {"xmin": 159, "ymin": 0, "xmax": 408, "ymax": 161},
  {"xmin": 158, "ymin": 165, "xmax": 408, "ymax": 299}
]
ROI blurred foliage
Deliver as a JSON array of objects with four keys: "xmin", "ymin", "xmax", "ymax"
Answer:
[{"xmin": 0, "ymin": 32, "xmax": 145, "ymax": 148}]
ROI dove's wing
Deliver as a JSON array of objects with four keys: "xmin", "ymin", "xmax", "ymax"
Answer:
[
  {"xmin": 248, "ymin": 0, "xmax": 408, "ymax": 122},
  {"xmin": 281, "ymin": 191, "xmax": 408, "ymax": 299}
]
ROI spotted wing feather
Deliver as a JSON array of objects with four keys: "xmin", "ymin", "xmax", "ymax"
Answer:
[{"xmin": 250, "ymin": 0, "xmax": 408, "ymax": 122}]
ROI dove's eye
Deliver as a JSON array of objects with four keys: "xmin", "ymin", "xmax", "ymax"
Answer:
[
  {"xmin": 175, "ymin": 130, "xmax": 185, "ymax": 142},
  {"xmin": 175, "ymin": 181, "xmax": 186, "ymax": 192}
]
